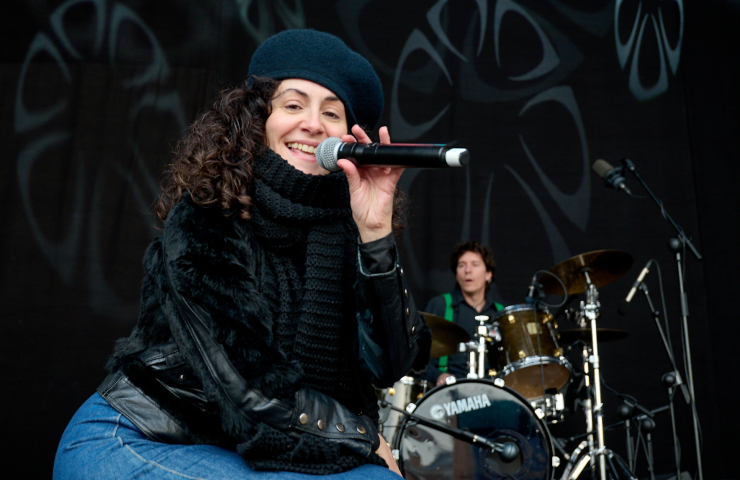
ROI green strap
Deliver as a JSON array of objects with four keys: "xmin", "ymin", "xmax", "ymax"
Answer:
[
  {"xmin": 437, "ymin": 297, "xmax": 504, "ymax": 373},
  {"xmin": 437, "ymin": 293, "xmax": 455, "ymax": 372}
]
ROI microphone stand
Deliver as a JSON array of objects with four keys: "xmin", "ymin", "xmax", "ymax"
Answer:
[
  {"xmin": 639, "ymin": 283, "xmax": 686, "ymax": 480},
  {"xmin": 621, "ymin": 159, "xmax": 702, "ymax": 261},
  {"xmin": 378, "ymin": 401, "xmax": 519, "ymax": 461},
  {"xmin": 622, "ymin": 159, "xmax": 704, "ymax": 480}
]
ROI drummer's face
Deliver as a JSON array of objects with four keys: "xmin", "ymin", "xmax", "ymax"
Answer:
[{"xmin": 455, "ymin": 251, "xmax": 492, "ymax": 296}]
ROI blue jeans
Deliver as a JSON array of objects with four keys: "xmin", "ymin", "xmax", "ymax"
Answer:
[{"xmin": 54, "ymin": 393, "xmax": 400, "ymax": 479}]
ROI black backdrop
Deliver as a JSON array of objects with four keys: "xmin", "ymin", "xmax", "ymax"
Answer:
[{"xmin": 1, "ymin": 1, "xmax": 738, "ymax": 478}]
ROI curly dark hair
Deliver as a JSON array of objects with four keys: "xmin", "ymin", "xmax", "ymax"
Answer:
[
  {"xmin": 156, "ymin": 76, "xmax": 277, "ymax": 221},
  {"xmin": 155, "ymin": 75, "xmax": 407, "ymax": 231},
  {"xmin": 449, "ymin": 241, "xmax": 496, "ymax": 284}
]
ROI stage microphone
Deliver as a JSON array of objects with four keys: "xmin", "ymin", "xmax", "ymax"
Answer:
[
  {"xmin": 617, "ymin": 260, "xmax": 652, "ymax": 315},
  {"xmin": 593, "ymin": 159, "xmax": 632, "ymax": 195},
  {"xmin": 316, "ymin": 137, "xmax": 469, "ymax": 172}
]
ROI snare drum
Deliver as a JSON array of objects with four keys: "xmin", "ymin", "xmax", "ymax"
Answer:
[
  {"xmin": 394, "ymin": 378, "xmax": 554, "ymax": 480},
  {"xmin": 491, "ymin": 304, "xmax": 571, "ymax": 400},
  {"xmin": 378, "ymin": 376, "xmax": 428, "ymax": 444}
]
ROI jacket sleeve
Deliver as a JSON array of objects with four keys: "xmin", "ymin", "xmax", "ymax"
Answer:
[
  {"xmin": 158, "ymin": 201, "xmax": 378, "ymax": 456},
  {"xmin": 353, "ymin": 236, "xmax": 432, "ymax": 388}
]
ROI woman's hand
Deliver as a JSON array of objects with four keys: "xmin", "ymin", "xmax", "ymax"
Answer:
[
  {"xmin": 336, "ymin": 125, "xmax": 403, "ymax": 243},
  {"xmin": 376, "ymin": 434, "xmax": 403, "ymax": 477}
]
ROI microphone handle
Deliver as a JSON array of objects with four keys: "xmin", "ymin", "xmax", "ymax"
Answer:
[{"xmin": 339, "ymin": 143, "xmax": 467, "ymax": 168}]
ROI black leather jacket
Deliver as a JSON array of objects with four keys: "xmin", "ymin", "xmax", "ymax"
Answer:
[{"xmin": 98, "ymin": 202, "xmax": 430, "ymax": 459}]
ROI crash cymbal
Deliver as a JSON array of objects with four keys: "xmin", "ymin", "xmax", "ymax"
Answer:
[
  {"xmin": 541, "ymin": 249, "xmax": 633, "ymax": 295},
  {"xmin": 557, "ymin": 328, "xmax": 629, "ymax": 344},
  {"xmin": 420, "ymin": 312, "xmax": 471, "ymax": 358}
]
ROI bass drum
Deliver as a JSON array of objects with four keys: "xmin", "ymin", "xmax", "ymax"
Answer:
[{"xmin": 394, "ymin": 379, "xmax": 554, "ymax": 480}]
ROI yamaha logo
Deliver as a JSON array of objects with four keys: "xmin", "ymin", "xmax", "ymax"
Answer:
[{"xmin": 430, "ymin": 394, "xmax": 492, "ymax": 419}]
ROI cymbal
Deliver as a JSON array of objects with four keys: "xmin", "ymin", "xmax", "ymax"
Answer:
[
  {"xmin": 558, "ymin": 328, "xmax": 629, "ymax": 344},
  {"xmin": 420, "ymin": 312, "xmax": 470, "ymax": 358},
  {"xmin": 541, "ymin": 249, "xmax": 634, "ymax": 295}
]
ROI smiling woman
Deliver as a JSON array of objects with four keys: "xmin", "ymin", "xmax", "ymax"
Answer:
[{"xmin": 52, "ymin": 29, "xmax": 430, "ymax": 479}]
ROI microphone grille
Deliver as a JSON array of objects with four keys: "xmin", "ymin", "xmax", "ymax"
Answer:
[
  {"xmin": 592, "ymin": 159, "xmax": 613, "ymax": 178},
  {"xmin": 316, "ymin": 137, "xmax": 342, "ymax": 172}
]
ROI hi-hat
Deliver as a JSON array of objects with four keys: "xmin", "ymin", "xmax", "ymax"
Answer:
[
  {"xmin": 420, "ymin": 312, "xmax": 471, "ymax": 358},
  {"xmin": 541, "ymin": 249, "xmax": 633, "ymax": 295},
  {"xmin": 558, "ymin": 327, "xmax": 629, "ymax": 344}
]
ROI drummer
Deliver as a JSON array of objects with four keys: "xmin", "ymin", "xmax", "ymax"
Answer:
[{"xmin": 422, "ymin": 241, "xmax": 505, "ymax": 386}]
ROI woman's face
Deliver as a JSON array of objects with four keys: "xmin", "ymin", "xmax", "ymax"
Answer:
[{"xmin": 266, "ymin": 79, "xmax": 348, "ymax": 175}]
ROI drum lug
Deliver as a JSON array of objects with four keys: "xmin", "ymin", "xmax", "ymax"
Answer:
[
  {"xmin": 406, "ymin": 402, "xmax": 417, "ymax": 413},
  {"xmin": 392, "ymin": 449, "xmax": 400, "ymax": 460},
  {"xmin": 493, "ymin": 377, "xmax": 505, "ymax": 388},
  {"xmin": 552, "ymin": 456, "xmax": 561, "ymax": 467}
]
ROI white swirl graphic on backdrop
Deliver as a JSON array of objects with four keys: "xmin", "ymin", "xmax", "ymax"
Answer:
[
  {"xmin": 337, "ymin": 0, "xmax": 599, "ymax": 294},
  {"xmin": 235, "ymin": 0, "xmax": 305, "ymax": 43},
  {"xmin": 615, "ymin": 0, "xmax": 683, "ymax": 101},
  {"xmin": 15, "ymin": 0, "xmax": 187, "ymax": 321}
]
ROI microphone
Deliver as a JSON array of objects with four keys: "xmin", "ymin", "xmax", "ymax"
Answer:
[
  {"xmin": 315, "ymin": 137, "xmax": 469, "ymax": 172},
  {"xmin": 617, "ymin": 260, "xmax": 652, "ymax": 315},
  {"xmin": 593, "ymin": 159, "xmax": 632, "ymax": 195},
  {"xmin": 524, "ymin": 274, "xmax": 539, "ymax": 304}
]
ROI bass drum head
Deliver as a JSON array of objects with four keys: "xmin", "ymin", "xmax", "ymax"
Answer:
[{"xmin": 394, "ymin": 379, "xmax": 553, "ymax": 480}]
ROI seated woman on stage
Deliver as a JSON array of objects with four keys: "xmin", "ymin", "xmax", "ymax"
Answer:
[{"xmin": 53, "ymin": 29, "xmax": 430, "ymax": 479}]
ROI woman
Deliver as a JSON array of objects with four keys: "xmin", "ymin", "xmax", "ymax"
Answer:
[{"xmin": 53, "ymin": 29, "xmax": 430, "ymax": 479}]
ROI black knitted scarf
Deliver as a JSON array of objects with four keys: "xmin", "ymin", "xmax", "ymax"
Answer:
[{"xmin": 239, "ymin": 149, "xmax": 384, "ymax": 474}]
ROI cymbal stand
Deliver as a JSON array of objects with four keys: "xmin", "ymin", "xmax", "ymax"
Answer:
[
  {"xmin": 461, "ymin": 315, "xmax": 491, "ymax": 379},
  {"xmin": 580, "ymin": 270, "xmax": 607, "ymax": 480}
]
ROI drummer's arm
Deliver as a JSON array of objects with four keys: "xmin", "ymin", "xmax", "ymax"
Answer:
[{"xmin": 356, "ymin": 233, "xmax": 431, "ymax": 387}]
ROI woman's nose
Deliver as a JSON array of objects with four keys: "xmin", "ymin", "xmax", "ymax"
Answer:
[{"xmin": 301, "ymin": 111, "xmax": 324, "ymax": 135}]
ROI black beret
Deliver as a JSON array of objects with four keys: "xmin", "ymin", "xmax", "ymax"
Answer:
[{"xmin": 248, "ymin": 29, "xmax": 384, "ymax": 131}]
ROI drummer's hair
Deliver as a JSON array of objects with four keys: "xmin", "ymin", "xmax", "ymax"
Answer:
[{"xmin": 450, "ymin": 241, "xmax": 496, "ymax": 285}]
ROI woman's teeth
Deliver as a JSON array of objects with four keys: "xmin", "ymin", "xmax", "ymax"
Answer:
[{"xmin": 287, "ymin": 142, "xmax": 316, "ymax": 154}]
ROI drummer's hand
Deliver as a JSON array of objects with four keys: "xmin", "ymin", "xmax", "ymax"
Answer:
[
  {"xmin": 376, "ymin": 434, "xmax": 403, "ymax": 477},
  {"xmin": 436, "ymin": 373, "xmax": 455, "ymax": 386},
  {"xmin": 336, "ymin": 125, "xmax": 402, "ymax": 243}
]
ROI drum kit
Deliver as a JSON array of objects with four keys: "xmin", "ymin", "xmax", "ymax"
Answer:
[{"xmin": 378, "ymin": 250, "xmax": 639, "ymax": 480}]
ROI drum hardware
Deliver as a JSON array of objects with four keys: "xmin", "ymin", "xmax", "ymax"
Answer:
[
  {"xmin": 530, "ymin": 392, "xmax": 565, "ymax": 423},
  {"xmin": 456, "ymin": 315, "xmax": 493, "ymax": 379},
  {"xmin": 540, "ymin": 249, "xmax": 633, "ymax": 480},
  {"xmin": 393, "ymin": 379, "xmax": 558, "ymax": 480},
  {"xmin": 560, "ymin": 446, "xmax": 637, "ymax": 480}
]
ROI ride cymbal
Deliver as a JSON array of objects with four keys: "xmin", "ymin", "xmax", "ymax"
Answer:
[
  {"xmin": 420, "ymin": 312, "xmax": 471, "ymax": 358},
  {"xmin": 541, "ymin": 249, "xmax": 633, "ymax": 295}
]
